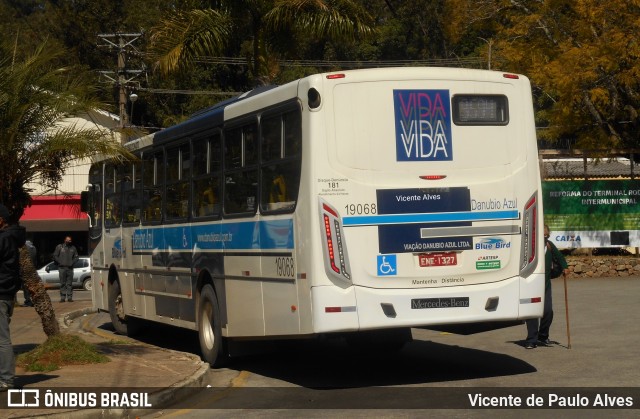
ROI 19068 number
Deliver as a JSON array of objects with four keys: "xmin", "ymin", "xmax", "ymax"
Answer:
[
  {"xmin": 344, "ymin": 203, "xmax": 377, "ymax": 215},
  {"xmin": 275, "ymin": 257, "xmax": 295, "ymax": 277}
]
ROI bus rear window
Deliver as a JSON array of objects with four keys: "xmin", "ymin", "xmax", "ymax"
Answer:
[{"xmin": 452, "ymin": 95, "xmax": 508, "ymax": 125}]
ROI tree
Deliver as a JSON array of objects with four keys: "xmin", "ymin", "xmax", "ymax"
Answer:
[
  {"xmin": 446, "ymin": 0, "xmax": 640, "ymax": 149},
  {"xmin": 0, "ymin": 40, "xmax": 134, "ymax": 336},
  {"xmin": 149, "ymin": 0, "xmax": 376, "ymax": 83}
]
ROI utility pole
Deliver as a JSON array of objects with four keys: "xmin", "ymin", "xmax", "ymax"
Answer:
[{"xmin": 97, "ymin": 33, "xmax": 145, "ymax": 135}]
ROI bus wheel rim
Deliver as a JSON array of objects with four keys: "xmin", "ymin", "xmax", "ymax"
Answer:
[{"xmin": 202, "ymin": 303, "xmax": 215, "ymax": 350}]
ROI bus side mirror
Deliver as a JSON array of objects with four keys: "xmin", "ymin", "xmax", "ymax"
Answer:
[{"xmin": 80, "ymin": 191, "xmax": 90, "ymax": 213}]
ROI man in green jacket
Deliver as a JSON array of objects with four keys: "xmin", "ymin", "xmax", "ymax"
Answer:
[{"xmin": 525, "ymin": 225, "xmax": 568, "ymax": 349}]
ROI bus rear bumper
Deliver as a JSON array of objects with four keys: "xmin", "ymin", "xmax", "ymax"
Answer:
[{"xmin": 312, "ymin": 274, "xmax": 545, "ymax": 333}]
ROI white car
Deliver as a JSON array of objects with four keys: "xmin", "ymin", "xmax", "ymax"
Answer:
[{"xmin": 37, "ymin": 257, "xmax": 93, "ymax": 291}]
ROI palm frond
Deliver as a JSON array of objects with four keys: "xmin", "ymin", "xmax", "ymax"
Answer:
[
  {"xmin": 149, "ymin": 8, "xmax": 233, "ymax": 75},
  {"xmin": 265, "ymin": 0, "xmax": 376, "ymax": 42},
  {"xmin": 0, "ymin": 40, "xmax": 132, "ymax": 219}
]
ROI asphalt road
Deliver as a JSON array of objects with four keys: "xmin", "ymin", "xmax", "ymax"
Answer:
[{"xmin": 82, "ymin": 277, "xmax": 640, "ymax": 417}]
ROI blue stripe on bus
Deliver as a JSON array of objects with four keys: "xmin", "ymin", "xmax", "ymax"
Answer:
[
  {"xmin": 342, "ymin": 210, "xmax": 519, "ymax": 227},
  {"xmin": 132, "ymin": 219, "xmax": 294, "ymax": 251}
]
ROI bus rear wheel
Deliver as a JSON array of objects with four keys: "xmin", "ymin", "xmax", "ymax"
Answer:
[
  {"xmin": 108, "ymin": 279, "xmax": 142, "ymax": 336},
  {"xmin": 198, "ymin": 284, "xmax": 228, "ymax": 367},
  {"xmin": 108, "ymin": 280, "xmax": 128, "ymax": 335}
]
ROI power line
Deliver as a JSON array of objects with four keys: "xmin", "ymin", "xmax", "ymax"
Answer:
[
  {"xmin": 136, "ymin": 56, "xmax": 484, "ymax": 96},
  {"xmin": 194, "ymin": 56, "xmax": 484, "ymax": 68},
  {"xmin": 137, "ymin": 87, "xmax": 242, "ymax": 96}
]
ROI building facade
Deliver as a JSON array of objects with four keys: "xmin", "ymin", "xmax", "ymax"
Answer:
[{"xmin": 21, "ymin": 109, "xmax": 120, "ymax": 266}]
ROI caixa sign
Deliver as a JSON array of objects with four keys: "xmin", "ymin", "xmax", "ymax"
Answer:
[
  {"xmin": 555, "ymin": 235, "xmax": 582, "ymax": 242},
  {"xmin": 393, "ymin": 89, "xmax": 452, "ymax": 161}
]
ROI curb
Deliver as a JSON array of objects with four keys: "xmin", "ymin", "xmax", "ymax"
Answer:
[
  {"xmin": 46, "ymin": 308, "xmax": 211, "ymax": 418},
  {"xmin": 46, "ymin": 361, "xmax": 211, "ymax": 419}
]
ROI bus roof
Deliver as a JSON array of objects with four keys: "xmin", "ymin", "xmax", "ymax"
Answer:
[{"xmin": 152, "ymin": 85, "xmax": 279, "ymax": 145}]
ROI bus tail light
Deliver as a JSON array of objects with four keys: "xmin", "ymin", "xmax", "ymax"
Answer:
[
  {"xmin": 319, "ymin": 199, "xmax": 352, "ymax": 284},
  {"xmin": 519, "ymin": 192, "xmax": 539, "ymax": 278}
]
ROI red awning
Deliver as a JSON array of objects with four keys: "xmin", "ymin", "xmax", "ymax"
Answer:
[{"xmin": 21, "ymin": 195, "xmax": 88, "ymax": 232}]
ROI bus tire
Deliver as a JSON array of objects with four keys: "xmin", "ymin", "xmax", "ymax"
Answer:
[
  {"xmin": 125, "ymin": 316, "xmax": 144, "ymax": 338},
  {"xmin": 198, "ymin": 284, "xmax": 228, "ymax": 367},
  {"xmin": 108, "ymin": 280, "xmax": 128, "ymax": 335}
]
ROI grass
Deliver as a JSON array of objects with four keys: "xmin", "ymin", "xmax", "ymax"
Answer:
[
  {"xmin": 16, "ymin": 333, "xmax": 110, "ymax": 372},
  {"xmin": 102, "ymin": 338, "xmax": 134, "ymax": 345}
]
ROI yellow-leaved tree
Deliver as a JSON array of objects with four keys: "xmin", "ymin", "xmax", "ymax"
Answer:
[{"xmin": 446, "ymin": 0, "xmax": 640, "ymax": 149}]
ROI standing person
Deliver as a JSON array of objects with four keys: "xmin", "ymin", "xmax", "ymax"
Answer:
[
  {"xmin": 53, "ymin": 235, "xmax": 79, "ymax": 302},
  {"xmin": 0, "ymin": 204, "xmax": 26, "ymax": 391},
  {"xmin": 525, "ymin": 225, "xmax": 568, "ymax": 349},
  {"xmin": 21, "ymin": 240, "xmax": 37, "ymax": 307}
]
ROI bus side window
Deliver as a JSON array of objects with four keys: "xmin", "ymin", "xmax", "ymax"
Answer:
[
  {"xmin": 195, "ymin": 179, "xmax": 219, "ymax": 217},
  {"xmin": 88, "ymin": 163, "xmax": 103, "ymax": 229},
  {"xmin": 270, "ymin": 172, "xmax": 287, "ymax": 203},
  {"xmin": 224, "ymin": 123, "xmax": 258, "ymax": 215},
  {"xmin": 142, "ymin": 151, "xmax": 164, "ymax": 223},
  {"xmin": 166, "ymin": 143, "xmax": 190, "ymax": 220},
  {"xmin": 260, "ymin": 108, "xmax": 301, "ymax": 213},
  {"xmin": 105, "ymin": 195, "xmax": 121, "ymax": 227},
  {"xmin": 123, "ymin": 160, "xmax": 141, "ymax": 224},
  {"xmin": 193, "ymin": 135, "xmax": 222, "ymax": 219},
  {"xmin": 145, "ymin": 189, "xmax": 162, "ymax": 221},
  {"xmin": 225, "ymin": 171, "xmax": 257, "ymax": 213},
  {"xmin": 104, "ymin": 163, "xmax": 122, "ymax": 227},
  {"xmin": 261, "ymin": 166, "xmax": 287, "ymax": 205}
]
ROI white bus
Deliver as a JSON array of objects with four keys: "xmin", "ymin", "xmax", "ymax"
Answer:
[{"xmin": 82, "ymin": 67, "xmax": 544, "ymax": 366}]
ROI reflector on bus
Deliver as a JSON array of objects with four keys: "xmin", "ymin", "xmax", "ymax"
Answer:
[
  {"xmin": 319, "ymin": 199, "xmax": 352, "ymax": 284},
  {"xmin": 519, "ymin": 192, "xmax": 538, "ymax": 277}
]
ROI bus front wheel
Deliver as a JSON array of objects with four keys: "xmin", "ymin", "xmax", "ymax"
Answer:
[{"xmin": 198, "ymin": 284, "xmax": 228, "ymax": 367}]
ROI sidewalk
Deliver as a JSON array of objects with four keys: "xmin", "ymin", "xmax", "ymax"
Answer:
[{"xmin": 4, "ymin": 298, "xmax": 210, "ymax": 418}]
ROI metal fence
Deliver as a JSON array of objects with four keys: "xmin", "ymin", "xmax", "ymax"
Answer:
[{"xmin": 539, "ymin": 149, "xmax": 640, "ymax": 180}]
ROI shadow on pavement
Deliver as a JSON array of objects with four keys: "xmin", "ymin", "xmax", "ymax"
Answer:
[
  {"xmin": 13, "ymin": 343, "xmax": 39, "ymax": 355},
  {"xmin": 90, "ymin": 314, "xmax": 537, "ymax": 388},
  {"xmin": 223, "ymin": 338, "xmax": 537, "ymax": 388},
  {"xmin": 15, "ymin": 373, "xmax": 61, "ymax": 387}
]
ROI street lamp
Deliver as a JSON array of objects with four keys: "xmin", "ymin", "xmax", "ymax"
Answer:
[
  {"xmin": 478, "ymin": 37, "xmax": 493, "ymax": 70},
  {"xmin": 129, "ymin": 93, "xmax": 138, "ymax": 126}
]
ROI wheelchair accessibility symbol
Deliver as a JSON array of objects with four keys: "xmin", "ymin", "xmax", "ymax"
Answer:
[
  {"xmin": 182, "ymin": 228, "xmax": 189, "ymax": 248},
  {"xmin": 377, "ymin": 255, "xmax": 397, "ymax": 276}
]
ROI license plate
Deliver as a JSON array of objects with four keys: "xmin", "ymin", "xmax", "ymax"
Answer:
[{"xmin": 418, "ymin": 252, "xmax": 457, "ymax": 267}]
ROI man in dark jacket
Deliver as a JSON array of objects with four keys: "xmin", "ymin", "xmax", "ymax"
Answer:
[
  {"xmin": 524, "ymin": 225, "xmax": 568, "ymax": 349},
  {"xmin": 53, "ymin": 235, "xmax": 79, "ymax": 302},
  {"xmin": 0, "ymin": 204, "xmax": 26, "ymax": 391}
]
